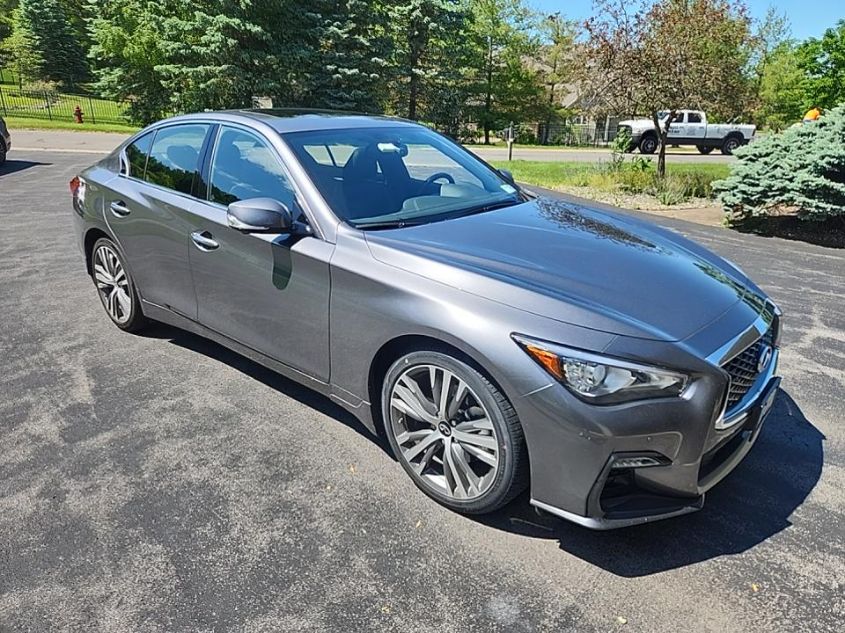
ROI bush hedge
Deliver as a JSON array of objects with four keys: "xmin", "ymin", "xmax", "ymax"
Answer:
[{"xmin": 714, "ymin": 104, "xmax": 845, "ymax": 224}]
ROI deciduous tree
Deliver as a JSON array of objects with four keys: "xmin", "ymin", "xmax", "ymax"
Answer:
[{"xmin": 585, "ymin": 0, "xmax": 754, "ymax": 176}]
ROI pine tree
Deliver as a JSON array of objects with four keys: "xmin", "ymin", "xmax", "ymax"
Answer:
[
  {"xmin": 303, "ymin": 0, "xmax": 392, "ymax": 112},
  {"xmin": 14, "ymin": 0, "xmax": 87, "ymax": 88},
  {"xmin": 714, "ymin": 105, "xmax": 845, "ymax": 224}
]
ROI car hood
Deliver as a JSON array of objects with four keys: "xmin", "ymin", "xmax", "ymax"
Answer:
[{"xmin": 364, "ymin": 197, "xmax": 765, "ymax": 341}]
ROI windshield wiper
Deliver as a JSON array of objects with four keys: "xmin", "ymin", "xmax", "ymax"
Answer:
[
  {"xmin": 354, "ymin": 219, "xmax": 427, "ymax": 230},
  {"xmin": 450, "ymin": 199, "xmax": 519, "ymax": 219}
]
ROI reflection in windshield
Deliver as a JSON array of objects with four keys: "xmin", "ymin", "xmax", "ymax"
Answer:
[{"xmin": 284, "ymin": 126, "xmax": 520, "ymax": 228}]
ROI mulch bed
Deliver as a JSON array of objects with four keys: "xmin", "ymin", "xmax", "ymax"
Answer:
[{"xmin": 732, "ymin": 215, "xmax": 845, "ymax": 249}]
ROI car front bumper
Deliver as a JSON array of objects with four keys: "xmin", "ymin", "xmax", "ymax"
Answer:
[{"xmin": 512, "ymin": 304, "xmax": 781, "ymax": 530}]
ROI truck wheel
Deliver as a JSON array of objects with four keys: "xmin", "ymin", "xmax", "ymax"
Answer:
[
  {"xmin": 638, "ymin": 134, "xmax": 658, "ymax": 154},
  {"xmin": 696, "ymin": 145, "xmax": 714, "ymax": 155},
  {"xmin": 720, "ymin": 135, "xmax": 742, "ymax": 155}
]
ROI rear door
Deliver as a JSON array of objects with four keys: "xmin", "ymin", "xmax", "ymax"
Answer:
[
  {"xmin": 104, "ymin": 123, "xmax": 211, "ymax": 318},
  {"xmin": 187, "ymin": 124, "xmax": 333, "ymax": 381},
  {"xmin": 686, "ymin": 111, "xmax": 707, "ymax": 141}
]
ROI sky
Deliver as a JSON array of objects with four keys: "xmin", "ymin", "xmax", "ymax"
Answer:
[{"xmin": 530, "ymin": 0, "xmax": 845, "ymax": 41}]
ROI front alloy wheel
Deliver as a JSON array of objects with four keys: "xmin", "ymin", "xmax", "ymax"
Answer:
[{"xmin": 382, "ymin": 351, "xmax": 528, "ymax": 514}]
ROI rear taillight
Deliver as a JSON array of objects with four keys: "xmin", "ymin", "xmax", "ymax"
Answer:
[{"xmin": 69, "ymin": 176, "xmax": 81, "ymax": 196}]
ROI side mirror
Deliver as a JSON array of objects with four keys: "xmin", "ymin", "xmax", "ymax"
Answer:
[
  {"xmin": 498, "ymin": 168, "xmax": 515, "ymax": 184},
  {"xmin": 227, "ymin": 198, "xmax": 292, "ymax": 233}
]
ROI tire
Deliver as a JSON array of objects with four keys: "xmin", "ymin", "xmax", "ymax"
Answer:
[
  {"xmin": 90, "ymin": 237, "xmax": 148, "ymax": 332},
  {"xmin": 638, "ymin": 134, "xmax": 658, "ymax": 154},
  {"xmin": 0, "ymin": 139, "xmax": 6, "ymax": 167},
  {"xmin": 696, "ymin": 145, "xmax": 714, "ymax": 155},
  {"xmin": 721, "ymin": 135, "xmax": 742, "ymax": 155},
  {"xmin": 381, "ymin": 350, "xmax": 529, "ymax": 514}
]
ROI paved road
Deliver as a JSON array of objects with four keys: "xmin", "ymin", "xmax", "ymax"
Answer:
[
  {"xmin": 10, "ymin": 128, "xmax": 734, "ymax": 164},
  {"xmin": 1, "ymin": 151, "xmax": 842, "ymax": 632}
]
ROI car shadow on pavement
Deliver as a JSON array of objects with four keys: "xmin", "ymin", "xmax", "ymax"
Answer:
[
  {"xmin": 140, "ymin": 322, "xmax": 392, "ymax": 455},
  {"xmin": 479, "ymin": 389, "xmax": 824, "ymax": 577},
  {"xmin": 0, "ymin": 159, "xmax": 51, "ymax": 176}
]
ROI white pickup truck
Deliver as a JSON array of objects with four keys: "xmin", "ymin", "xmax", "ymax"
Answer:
[{"xmin": 617, "ymin": 110, "xmax": 756, "ymax": 155}]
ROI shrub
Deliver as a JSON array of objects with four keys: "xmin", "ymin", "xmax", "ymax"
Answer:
[{"xmin": 714, "ymin": 104, "xmax": 845, "ymax": 224}]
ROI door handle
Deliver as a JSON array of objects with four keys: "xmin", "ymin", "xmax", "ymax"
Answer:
[
  {"xmin": 191, "ymin": 231, "xmax": 219, "ymax": 251},
  {"xmin": 109, "ymin": 200, "xmax": 130, "ymax": 217}
]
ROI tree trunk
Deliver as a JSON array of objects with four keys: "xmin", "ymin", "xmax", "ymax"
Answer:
[
  {"xmin": 652, "ymin": 110, "xmax": 676, "ymax": 179},
  {"xmin": 484, "ymin": 35, "xmax": 493, "ymax": 145},
  {"xmin": 408, "ymin": 67, "xmax": 419, "ymax": 120}
]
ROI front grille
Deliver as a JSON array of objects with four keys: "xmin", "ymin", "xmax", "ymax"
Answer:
[{"xmin": 722, "ymin": 325, "xmax": 774, "ymax": 413}]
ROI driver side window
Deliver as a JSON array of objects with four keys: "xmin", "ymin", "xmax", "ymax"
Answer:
[{"xmin": 209, "ymin": 127, "xmax": 294, "ymax": 207}]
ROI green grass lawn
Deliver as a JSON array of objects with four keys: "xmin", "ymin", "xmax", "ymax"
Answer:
[
  {"xmin": 490, "ymin": 159, "xmax": 730, "ymax": 189},
  {"xmin": 490, "ymin": 159, "xmax": 730, "ymax": 205},
  {"xmin": 3, "ymin": 116, "xmax": 139, "ymax": 134}
]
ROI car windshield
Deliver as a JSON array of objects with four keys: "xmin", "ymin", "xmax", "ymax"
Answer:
[{"xmin": 283, "ymin": 126, "xmax": 521, "ymax": 228}]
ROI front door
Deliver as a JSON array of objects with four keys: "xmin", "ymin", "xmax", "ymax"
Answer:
[{"xmin": 187, "ymin": 125, "xmax": 333, "ymax": 381}]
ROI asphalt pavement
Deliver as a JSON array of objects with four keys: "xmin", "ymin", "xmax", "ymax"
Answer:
[{"xmin": 0, "ymin": 149, "xmax": 842, "ymax": 632}]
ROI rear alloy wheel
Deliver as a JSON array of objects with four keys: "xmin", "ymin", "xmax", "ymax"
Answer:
[
  {"xmin": 721, "ymin": 136, "xmax": 741, "ymax": 155},
  {"xmin": 382, "ymin": 351, "xmax": 528, "ymax": 514},
  {"xmin": 91, "ymin": 238, "xmax": 147, "ymax": 332}
]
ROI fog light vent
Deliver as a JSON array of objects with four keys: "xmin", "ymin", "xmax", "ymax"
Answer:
[{"xmin": 611, "ymin": 455, "xmax": 667, "ymax": 470}]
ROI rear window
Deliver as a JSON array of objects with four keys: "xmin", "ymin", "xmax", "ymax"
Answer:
[{"xmin": 144, "ymin": 124, "xmax": 209, "ymax": 195}]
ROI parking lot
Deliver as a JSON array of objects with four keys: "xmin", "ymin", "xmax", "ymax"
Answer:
[{"xmin": 1, "ymin": 150, "xmax": 843, "ymax": 632}]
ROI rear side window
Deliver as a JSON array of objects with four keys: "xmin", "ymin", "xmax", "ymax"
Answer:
[
  {"xmin": 124, "ymin": 131, "xmax": 154, "ymax": 178},
  {"xmin": 688, "ymin": 112, "xmax": 702, "ymax": 123},
  {"xmin": 145, "ymin": 124, "xmax": 209, "ymax": 195},
  {"xmin": 209, "ymin": 127, "xmax": 294, "ymax": 206}
]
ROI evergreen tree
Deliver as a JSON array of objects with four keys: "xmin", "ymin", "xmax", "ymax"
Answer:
[
  {"xmin": 13, "ymin": 0, "xmax": 87, "ymax": 87},
  {"xmin": 304, "ymin": 0, "xmax": 392, "ymax": 112},
  {"xmin": 715, "ymin": 105, "xmax": 845, "ymax": 223},
  {"xmin": 388, "ymin": 0, "xmax": 470, "ymax": 120}
]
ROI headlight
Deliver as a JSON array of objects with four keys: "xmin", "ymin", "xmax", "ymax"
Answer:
[{"xmin": 512, "ymin": 334, "xmax": 688, "ymax": 404}]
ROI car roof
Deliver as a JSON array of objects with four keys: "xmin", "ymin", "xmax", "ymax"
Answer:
[{"xmin": 160, "ymin": 109, "xmax": 421, "ymax": 134}]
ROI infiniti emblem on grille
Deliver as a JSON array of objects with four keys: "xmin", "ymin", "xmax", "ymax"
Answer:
[{"xmin": 757, "ymin": 344, "xmax": 773, "ymax": 373}]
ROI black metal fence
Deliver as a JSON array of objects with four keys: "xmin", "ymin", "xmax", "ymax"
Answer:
[
  {"xmin": 0, "ymin": 85, "xmax": 129, "ymax": 125},
  {"xmin": 534, "ymin": 121, "xmax": 623, "ymax": 147}
]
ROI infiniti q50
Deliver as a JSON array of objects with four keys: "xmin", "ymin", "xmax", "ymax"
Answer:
[{"xmin": 71, "ymin": 110, "xmax": 781, "ymax": 529}]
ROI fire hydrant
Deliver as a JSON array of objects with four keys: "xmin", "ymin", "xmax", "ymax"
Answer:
[{"xmin": 74, "ymin": 105, "xmax": 84, "ymax": 124}]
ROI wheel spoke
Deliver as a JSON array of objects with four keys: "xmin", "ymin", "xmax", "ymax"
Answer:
[
  {"xmin": 452, "ymin": 429, "xmax": 497, "ymax": 450},
  {"xmin": 93, "ymin": 264, "xmax": 112, "ymax": 286},
  {"xmin": 395, "ymin": 429, "xmax": 433, "ymax": 445},
  {"xmin": 115, "ymin": 288, "xmax": 131, "ymax": 317},
  {"xmin": 442, "ymin": 441, "xmax": 465, "ymax": 498},
  {"xmin": 107, "ymin": 289, "xmax": 119, "ymax": 318},
  {"xmin": 455, "ymin": 417, "xmax": 492, "ymax": 432},
  {"xmin": 446, "ymin": 378, "xmax": 468, "ymax": 420},
  {"xmin": 392, "ymin": 375, "xmax": 438, "ymax": 425},
  {"xmin": 451, "ymin": 444, "xmax": 481, "ymax": 495},
  {"xmin": 460, "ymin": 442, "xmax": 497, "ymax": 467},
  {"xmin": 402, "ymin": 430, "xmax": 441, "ymax": 463},
  {"xmin": 414, "ymin": 442, "xmax": 439, "ymax": 475}
]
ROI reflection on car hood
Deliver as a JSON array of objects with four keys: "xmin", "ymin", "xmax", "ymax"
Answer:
[{"xmin": 365, "ymin": 197, "xmax": 767, "ymax": 341}]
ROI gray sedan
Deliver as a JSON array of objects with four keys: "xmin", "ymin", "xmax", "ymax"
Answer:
[{"xmin": 70, "ymin": 110, "xmax": 781, "ymax": 529}]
